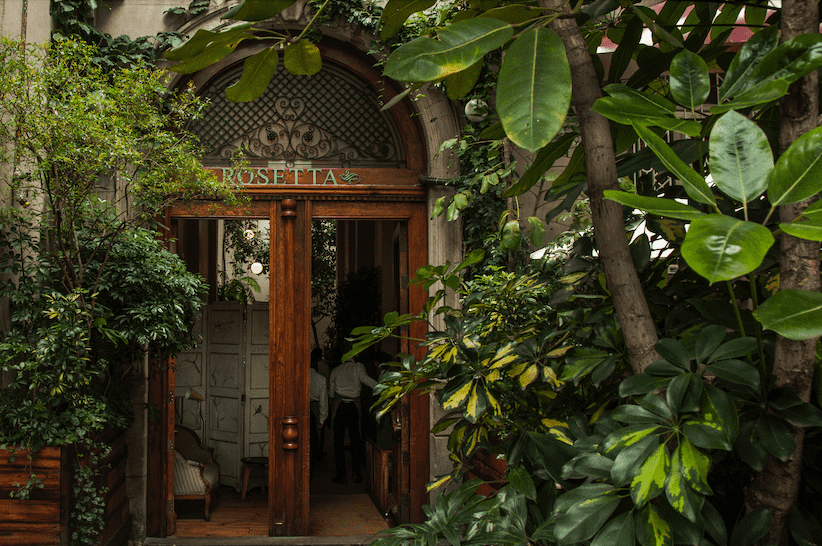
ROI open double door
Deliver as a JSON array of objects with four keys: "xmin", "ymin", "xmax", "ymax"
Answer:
[{"xmin": 148, "ymin": 197, "xmax": 430, "ymax": 538}]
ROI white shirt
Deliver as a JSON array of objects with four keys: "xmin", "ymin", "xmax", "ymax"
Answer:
[
  {"xmin": 310, "ymin": 368, "xmax": 328, "ymax": 426},
  {"xmin": 329, "ymin": 360, "xmax": 377, "ymax": 400}
]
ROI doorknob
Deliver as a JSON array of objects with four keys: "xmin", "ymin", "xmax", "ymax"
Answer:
[{"xmin": 282, "ymin": 416, "xmax": 298, "ymax": 450}]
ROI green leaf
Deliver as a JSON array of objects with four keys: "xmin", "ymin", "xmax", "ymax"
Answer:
[
  {"xmin": 632, "ymin": 5, "xmax": 683, "ymax": 49},
  {"xmin": 504, "ymin": 132, "xmax": 575, "ymax": 197},
  {"xmin": 444, "ymin": 60, "xmax": 482, "ymax": 100},
  {"xmin": 225, "ymin": 47, "xmax": 279, "ymax": 102},
  {"xmin": 592, "ymin": 96, "xmax": 702, "ymax": 137},
  {"xmin": 164, "ymin": 24, "xmax": 254, "ymax": 74},
  {"xmin": 706, "ymin": 337, "xmax": 758, "ymax": 362},
  {"xmin": 710, "ymin": 79, "xmax": 789, "ymax": 114},
  {"xmin": 720, "ymin": 25, "xmax": 780, "ymax": 100},
  {"xmin": 632, "ymin": 124, "xmax": 715, "ymax": 205},
  {"xmin": 554, "ymin": 487, "xmax": 620, "ymax": 545},
  {"xmin": 527, "ymin": 217, "xmax": 545, "ymax": 247},
  {"xmin": 223, "ymin": 0, "xmax": 296, "ymax": 21},
  {"xmin": 767, "ymin": 125, "xmax": 822, "ymax": 206},
  {"xmin": 746, "ymin": 33, "xmax": 822, "ymax": 95},
  {"xmin": 756, "ymin": 412, "xmax": 797, "ymax": 460},
  {"xmin": 619, "ymin": 373, "xmax": 672, "ymax": 396},
  {"xmin": 630, "ymin": 443, "xmax": 669, "ymax": 507},
  {"xmin": 681, "ymin": 214, "xmax": 774, "ymax": 284},
  {"xmin": 497, "ymin": 28, "xmax": 571, "ymax": 153},
  {"xmin": 669, "ymin": 49, "xmax": 710, "ymax": 110},
  {"xmin": 603, "ymin": 191, "xmax": 702, "ymax": 221},
  {"xmin": 604, "ymin": 424, "xmax": 659, "ymax": 454},
  {"xmin": 379, "ymin": 0, "xmax": 437, "ymax": 40},
  {"xmin": 440, "ymin": 375, "xmax": 473, "ymax": 410},
  {"xmin": 611, "ymin": 435, "xmax": 658, "ymax": 487},
  {"xmin": 591, "ymin": 512, "xmax": 636, "ymax": 546},
  {"xmin": 609, "ymin": 15, "xmax": 643, "ymax": 83},
  {"xmin": 507, "ymin": 465, "xmax": 537, "ymax": 500},
  {"xmin": 283, "ymin": 40, "xmax": 321, "ymax": 76},
  {"xmin": 665, "ymin": 445, "xmax": 704, "ymax": 522},
  {"xmin": 730, "ymin": 508, "xmax": 772, "ymax": 546},
  {"xmin": 611, "ymin": 404, "xmax": 665, "ymax": 425},
  {"xmin": 384, "ymin": 18, "xmax": 512, "ymax": 82},
  {"xmin": 780, "ymin": 200, "xmax": 822, "ymax": 241},
  {"xmin": 709, "ymin": 110, "xmax": 773, "ymax": 205},
  {"xmin": 464, "ymin": 380, "xmax": 488, "ymax": 423},
  {"xmin": 705, "ymin": 359, "xmax": 760, "ymax": 391},
  {"xmin": 753, "ymin": 289, "xmax": 822, "ymax": 340},
  {"xmin": 501, "ymin": 220, "xmax": 521, "ymax": 251},
  {"xmin": 735, "ymin": 419, "xmax": 768, "ymax": 471},
  {"xmin": 636, "ymin": 504, "xmax": 673, "ymax": 546}
]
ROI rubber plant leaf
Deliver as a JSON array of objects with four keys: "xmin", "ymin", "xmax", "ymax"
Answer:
[
  {"xmin": 384, "ymin": 18, "xmax": 512, "ymax": 83},
  {"xmin": 681, "ymin": 214, "xmax": 774, "ymax": 284},
  {"xmin": 708, "ymin": 110, "xmax": 773, "ymax": 206},
  {"xmin": 226, "ymin": 47, "xmax": 279, "ymax": 102},
  {"xmin": 497, "ymin": 27, "xmax": 571, "ymax": 153}
]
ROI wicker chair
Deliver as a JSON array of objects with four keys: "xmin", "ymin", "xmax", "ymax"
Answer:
[{"xmin": 174, "ymin": 426, "xmax": 220, "ymax": 521}]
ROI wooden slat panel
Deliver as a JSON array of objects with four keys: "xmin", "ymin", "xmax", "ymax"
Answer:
[
  {"xmin": 0, "ymin": 522, "xmax": 61, "ymax": 546},
  {"xmin": 0, "ymin": 498, "xmax": 60, "ymax": 523}
]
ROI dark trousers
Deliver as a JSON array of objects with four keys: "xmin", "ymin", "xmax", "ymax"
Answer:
[{"xmin": 333, "ymin": 401, "xmax": 363, "ymax": 479}]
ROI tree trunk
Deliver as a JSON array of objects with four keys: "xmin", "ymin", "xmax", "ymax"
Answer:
[
  {"xmin": 541, "ymin": 0, "xmax": 660, "ymax": 374},
  {"xmin": 746, "ymin": 1, "xmax": 820, "ymax": 544}
]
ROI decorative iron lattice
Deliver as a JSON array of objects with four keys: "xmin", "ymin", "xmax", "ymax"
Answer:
[{"xmin": 188, "ymin": 63, "xmax": 406, "ymax": 168}]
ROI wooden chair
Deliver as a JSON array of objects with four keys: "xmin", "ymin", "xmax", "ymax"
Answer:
[{"xmin": 174, "ymin": 426, "xmax": 220, "ymax": 521}]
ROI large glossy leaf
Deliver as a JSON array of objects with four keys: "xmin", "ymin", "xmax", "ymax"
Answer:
[
  {"xmin": 611, "ymin": 435, "xmax": 658, "ymax": 487},
  {"xmin": 666, "ymin": 444, "xmax": 704, "ymax": 522},
  {"xmin": 225, "ymin": 47, "xmax": 278, "ymax": 102},
  {"xmin": 681, "ymin": 214, "xmax": 774, "ymax": 283},
  {"xmin": 781, "ymin": 199, "xmax": 822, "ymax": 240},
  {"xmin": 709, "ymin": 110, "xmax": 772, "ymax": 205},
  {"xmin": 592, "ymin": 96, "xmax": 702, "ymax": 137},
  {"xmin": 730, "ymin": 508, "xmax": 772, "ymax": 546},
  {"xmin": 753, "ymin": 289, "xmax": 822, "ymax": 340},
  {"xmin": 670, "ymin": 49, "xmax": 710, "ymax": 110},
  {"xmin": 630, "ymin": 443, "xmax": 669, "ymax": 507},
  {"xmin": 767, "ymin": 125, "xmax": 822, "ymax": 206},
  {"xmin": 223, "ymin": 0, "xmax": 296, "ymax": 21},
  {"xmin": 553, "ymin": 487, "xmax": 620, "ymax": 545},
  {"xmin": 705, "ymin": 359, "xmax": 760, "ymax": 391},
  {"xmin": 632, "ymin": 124, "xmax": 714, "ymax": 205},
  {"xmin": 604, "ymin": 424, "xmax": 659, "ymax": 453},
  {"xmin": 603, "ymin": 83, "xmax": 676, "ymax": 113},
  {"xmin": 710, "ymin": 79, "xmax": 789, "ymax": 114},
  {"xmin": 444, "ymin": 59, "xmax": 482, "ymax": 100},
  {"xmin": 604, "ymin": 191, "xmax": 702, "ymax": 221},
  {"xmin": 609, "ymin": 15, "xmax": 643, "ymax": 83},
  {"xmin": 591, "ymin": 512, "xmax": 636, "ymax": 546},
  {"xmin": 682, "ymin": 385, "xmax": 738, "ymax": 451},
  {"xmin": 504, "ymin": 132, "xmax": 576, "ymax": 197},
  {"xmin": 635, "ymin": 504, "xmax": 673, "ymax": 546},
  {"xmin": 379, "ymin": 0, "xmax": 436, "ymax": 40},
  {"xmin": 164, "ymin": 24, "xmax": 254, "ymax": 74},
  {"xmin": 720, "ymin": 25, "xmax": 779, "ymax": 100},
  {"xmin": 746, "ymin": 33, "xmax": 822, "ymax": 95},
  {"xmin": 383, "ymin": 18, "xmax": 512, "ymax": 83},
  {"xmin": 497, "ymin": 28, "xmax": 571, "ymax": 153},
  {"xmin": 283, "ymin": 40, "xmax": 321, "ymax": 75}
]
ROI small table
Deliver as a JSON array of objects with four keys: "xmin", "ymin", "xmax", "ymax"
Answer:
[{"xmin": 241, "ymin": 456, "xmax": 269, "ymax": 499}]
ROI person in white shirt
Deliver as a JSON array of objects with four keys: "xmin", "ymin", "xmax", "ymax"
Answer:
[
  {"xmin": 309, "ymin": 348, "xmax": 328, "ymax": 467},
  {"xmin": 328, "ymin": 352, "xmax": 377, "ymax": 483}
]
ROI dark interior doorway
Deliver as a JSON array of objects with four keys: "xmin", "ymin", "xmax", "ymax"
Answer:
[{"xmin": 165, "ymin": 217, "xmax": 405, "ymax": 538}]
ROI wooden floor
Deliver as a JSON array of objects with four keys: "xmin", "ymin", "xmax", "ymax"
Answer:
[{"xmin": 173, "ymin": 445, "xmax": 390, "ymax": 538}]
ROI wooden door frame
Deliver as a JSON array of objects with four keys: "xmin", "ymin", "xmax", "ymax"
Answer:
[{"xmin": 150, "ymin": 196, "xmax": 430, "ymax": 537}]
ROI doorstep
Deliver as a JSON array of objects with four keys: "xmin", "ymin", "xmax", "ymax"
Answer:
[{"xmin": 142, "ymin": 535, "xmax": 377, "ymax": 546}]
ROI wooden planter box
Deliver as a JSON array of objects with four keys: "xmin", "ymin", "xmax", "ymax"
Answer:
[{"xmin": 0, "ymin": 431, "xmax": 130, "ymax": 546}]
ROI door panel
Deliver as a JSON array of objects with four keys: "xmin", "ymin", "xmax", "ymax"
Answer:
[
  {"xmin": 247, "ymin": 304, "xmax": 270, "ymax": 458},
  {"xmin": 207, "ymin": 305, "xmax": 244, "ymax": 490}
]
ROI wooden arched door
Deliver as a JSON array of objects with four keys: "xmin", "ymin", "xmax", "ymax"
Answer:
[{"xmin": 268, "ymin": 197, "xmax": 429, "ymax": 536}]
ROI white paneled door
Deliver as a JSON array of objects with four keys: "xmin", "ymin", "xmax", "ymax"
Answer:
[{"xmin": 205, "ymin": 303, "xmax": 269, "ymax": 491}]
